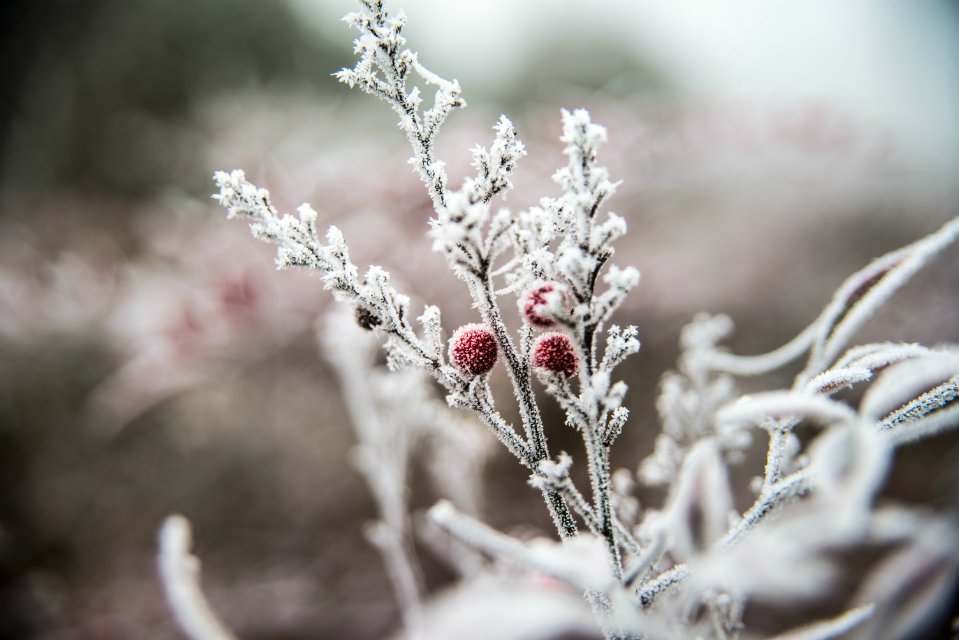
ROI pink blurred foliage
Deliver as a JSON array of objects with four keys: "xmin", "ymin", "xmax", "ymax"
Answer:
[
  {"xmin": 0, "ymin": 225, "xmax": 122, "ymax": 342},
  {"xmin": 2, "ymin": 89, "xmax": 950, "ymax": 435},
  {"xmin": 206, "ymin": 91, "xmax": 943, "ymax": 326},
  {"xmin": 88, "ymin": 211, "xmax": 328, "ymax": 431}
]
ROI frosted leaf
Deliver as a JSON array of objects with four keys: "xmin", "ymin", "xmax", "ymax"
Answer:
[
  {"xmin": 594, "ymin": 266, "xmax": 640, "ymax": 322},
  {"xmin": 643, "ymin": 311, "xmax": 750, "ymax": 491},
  {"xmin": 296, "ymin": 203, "xmax": 317, "ymax": 227},
  {"xmin": 610, "ymin": 468, "xmax": 640, "ymax": 528},
  {"xmin": 861, "ymin": 350, "xmax": 959, "ymax": 422},
  {"xmin": 556, "ymin": 109, "xmax": 615, "ymax": 218},
  {"xmin": 212, "ymin": 169, "xmax": 273, "ymax": 221},
  {"xmin": 644, "ymin": 337, "xmax": 743, "ymax": 488},
  {"xmin": 804, "ymin": 366, "xmax": 872, "ymax": 395},
  {"xmin": 800, "ymin": 217, "xmax": 959, "ymax": 383},
  {"xmin": 680, "ymin": 312, "xmax": 734, "ymax": 353},
  {"xmin": 884, "ymin": 401, "xmax": 959, "ymax": 446},
  {"xmin": 689, "ymin": 508, "xmax": 840, "ymax": 602},
  {"xmin": 590, "ymin": 212, "xmax": 627, "ymax": 253},
  {"xmin": 833, "ymin": 341, "xmax": 930, "ymax": 371},
  {"xmin": 604, "ymin": 406, "xmax": 629, "ymax": 445},
  {"xmin": 804, "ymin": 342, "xmax": 935, "ymax": 397},
  {"xmin": 850, "ymin": 517, "xmax": 959, "ymax": 640},
  {"xmin": 214, "ymin": 176, "xmax": 441, "ymax": 376},
  {"xmin": 530, "ymin": 452, "xmax": 574, "ymax": 491},
  {"xmin": 408, "ymin": 574, "xmax": 597, "ymax": 640},
  {"xmin": 769, "ymin": 604, "xmax": 875, "ymax": 640},
  {"xmin": 384, "ymin": 336, "xmax": 421, "ymax": 371},
  {"xmin": 638, "ymin": 434, "xmax": 685, "ymax": 487},
  {"xmin": 417, "ymin": 305, "xmax": 443, "ymax": 360},
  {"xmin": 860, "ymin": 351, "xmax": 959, "ymax": 445},
  {"xmin": 655, "ymin": 372, "xmax": 691, "ymax": 441},
  {"xmin": 214, "ymin": 171, "xmax": 340, "ymax": 273},
  {"xmin": 661, "ymin": 439, "xmax": 734, "ymax": 559},
  {"xmin": 505, "ymin": 208, "xmax": 559, "ymax": 289},
  {"xmin": 430, "ymin": 501, "xmax": 614, "ymax": 593},
  {"xmin": 486, "ymin": 209, "xmax": 516, "ymax": 262},
  {"xmin": 321, "ymin": 306, "xmax": 498, "ymax": 624},
  {"xmin": 716, "ymin": 391, "xmax": 859, "ymax": 430},
  {"xmin": 602, "ymin": 325, "xmax": 640, "ymax": 371},
  {"xmin": 806, "ymin": 425, "xmax": 891, "ymax": 537},
  {"xmin": 588, "ymin": 370, "xmax": 610, "ymax": 399},
  {"xmin": 556, "ymin": 244, "xmax": 596, "ymax": 292},
  {"xmin": 606, "ymin": 381, "xmax": 627, "ymax": 411},
  {"xmin": 464, "ymin": 115, "xmax": 527, "ymax": 203},
  {"xmin": 430, "ymin": 191, "xmax": 492, "ymax": 278},
  {"xmin": 523, "ymin": 248, "xmax": 557, "ymax": 284}
]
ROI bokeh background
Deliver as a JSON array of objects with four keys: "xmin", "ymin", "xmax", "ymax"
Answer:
[{"xmin": 2, "ymin": 1, "xmax": 958, "ymax": 638}]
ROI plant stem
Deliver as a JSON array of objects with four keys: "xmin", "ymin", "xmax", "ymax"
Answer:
[{"xmin": 477, "ymin": 273, "xmax": 577, "ymax": 537}]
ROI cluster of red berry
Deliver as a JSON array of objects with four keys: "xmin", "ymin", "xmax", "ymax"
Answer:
[{"xmin": 448, "ymin": 282, "xmax": 579, "ymax": 378}]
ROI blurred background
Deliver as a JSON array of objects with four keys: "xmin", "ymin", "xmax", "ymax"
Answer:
[{"xmin": 1, "ymin": 1, "xmax": 958, "ymax": 638}]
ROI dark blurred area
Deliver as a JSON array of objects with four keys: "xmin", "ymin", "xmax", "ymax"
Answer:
[
  {"xmin": 0, "ymin": 0, "xmax": 341, "ymax": 198},
  {"xmin": 1, "ymin": 3, "xmax": 370, "ymax": 637},
  {"xmin": 1, "ymin": 1, "xmax": 958, "ymax": 639}
]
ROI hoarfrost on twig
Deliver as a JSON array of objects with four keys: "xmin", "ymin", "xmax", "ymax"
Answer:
[{"xmin": 157, "ymin": 515, "xmax": 238, "ymax": 640}]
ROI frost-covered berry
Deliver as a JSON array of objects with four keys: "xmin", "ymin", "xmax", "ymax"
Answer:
[
  {"xmin": 520, "ymin": 282, "xmax": 568, "ymax": 328},
  {"xmin": 355, "ymin": 306, "xmax": 381, "ymax": 331},
  {"xmin": 533, "ymin": 332, "xmax": 578, "ymax": 377},
  {"xmin": 449, "ymin": 324, "xmax": 498, "ymax": 376}
]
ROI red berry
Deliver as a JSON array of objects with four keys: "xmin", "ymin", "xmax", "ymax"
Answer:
[
  {"xmin": 520, "ymin": 282, "xmax": 567, "ymax": 328},
  {"xmin": 449, "ymin": 324, "xmax": 498, "ymax": 376},
  {"xmin": 533, "ymin": 332, "xmax": 578, "ymax": 377}
]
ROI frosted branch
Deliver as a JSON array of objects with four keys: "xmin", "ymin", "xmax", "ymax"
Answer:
[
  {"xmin": 721, "ymin": 471, "xmax": 811, "ymax": 546},
  {"xmin": 464, "ymin": 115, "xmax": 527, "ymax": 204},
  {"xmin": 862, "ymin": 351, "xmax": 959, "ymax": 421},
  {"xmin": 530, "ymin": 454, "xmax": 642, "ymax": 556},
  {"xmin": 157, "ymin": 515, "xmax": 237, "ymax": 640},
  {"xmin": 716, "ymin": 392, "xmax": 860, "ymax": 430},
  {"xmin": 703, "ymin": 322, "xmax": 817, "ymax": 378},
  {"xmin": 214, "ymin": 170, "xmax": 438, "ymax": 373},
  {"xmin": 768, "ymin": 604, "xmax": 876, "ymax": 640},
  {"xmin": 798, "ymin": 217, "xmax": 959, "ymax": 385},
  {"xmin": 704, "ymin": 216, "xmax": 959, "ymax": 389},
  {"xmin": 635, "ymin": 564, "xmax": 690, "ymax": 608},
  {"xmin": 336, "ymin": 0, "xmax": 464, "ymax": 208},
  {"xmin": 429, "ymin": 500, "xmax": 614, "ymax": 593}
]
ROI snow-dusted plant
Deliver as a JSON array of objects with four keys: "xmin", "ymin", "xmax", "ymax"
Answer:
[
  {"xmin": 160, "ymin": 1, "xmax": 959, "ymax": 638},
  {"xmin": 320, "ymin": 307, "xmax": 493, "ymax": 636}
]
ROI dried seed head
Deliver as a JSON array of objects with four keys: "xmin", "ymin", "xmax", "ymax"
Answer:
[
  {"xmin": 355, "ymin": 306, "xmax": 381, "ymax": 330},
  {"xmin": 520, "ymin": 282, "xmax": 568, "ymax": 328},
  {"xmin": 533, "ymin": 332, "xmax": 579, "ymax": 377},
  {"xmin": 449, "ymin": 324, "xmax": 498, "ymax": 376}
]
